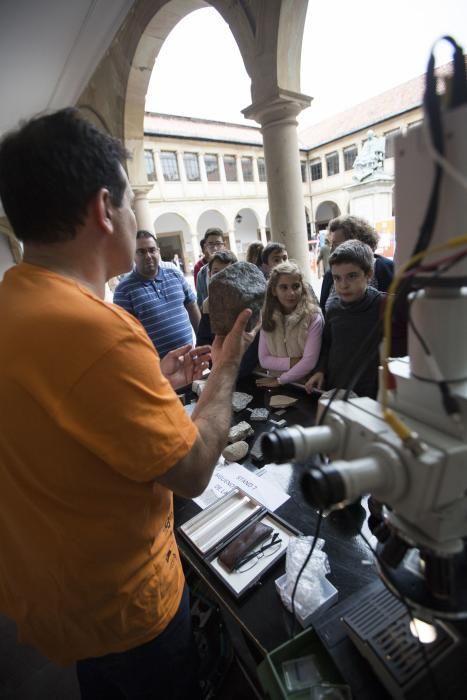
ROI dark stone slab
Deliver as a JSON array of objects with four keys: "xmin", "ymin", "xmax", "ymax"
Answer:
[{"xmin": 209, "ymin": 262, "xmax": 266, "ymax": 335}]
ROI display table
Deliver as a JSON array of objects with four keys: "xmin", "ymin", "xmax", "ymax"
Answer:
[{"xmin": 174, "ymin": 376, "xmax": 385, "ymax": 695}]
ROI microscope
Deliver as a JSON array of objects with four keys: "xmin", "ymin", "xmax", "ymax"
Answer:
[{"xmin": 262, "ymin": 42, "xmax": 467, "ymax": 636}]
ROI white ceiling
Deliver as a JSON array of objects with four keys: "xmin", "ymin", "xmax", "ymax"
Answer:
[{"xmin": 0, "ymin": 0, "xmax": 135, "ymax": 136}]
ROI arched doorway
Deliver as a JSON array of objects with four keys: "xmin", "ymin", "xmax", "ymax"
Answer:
[
  {"xmin": 197, "ymin": 209, "xmax": 229, "ymax": 247},
  {"xmin": 234, "ymin": 208, "xmax": 260, "ymax": 260},
  {"xmin": 154, "ymin": 212, "xmax": 191, "ymax": 272},
  {"xmin": 315, "ymin": 201, "xmax": 341, "ymax": 236}
]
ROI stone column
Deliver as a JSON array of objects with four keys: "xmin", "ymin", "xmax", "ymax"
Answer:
[
  {"xmin": 133, "ymin": 186, "xmax": 154, "ymax": 234},
  {"xmin": 227, "ymin": 228, "xmax": 238, "ymax": 256},
  {"xmin": 258, "ymin": 226, "xmax": 268, "ymax": 246},
  {"xmin": 191, "ymin": 231, "xmax": 200, "ymax": 267},
  {"xmin": 243, "ymin": 90, "xmax": 312, "ymax": 281}
]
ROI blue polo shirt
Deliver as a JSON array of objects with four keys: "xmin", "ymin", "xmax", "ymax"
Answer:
[{"xmin": 113, "ymin": 263, "xmax": 196, "ymax": 358}]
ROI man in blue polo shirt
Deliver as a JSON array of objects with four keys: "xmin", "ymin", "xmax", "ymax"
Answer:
[{"xmin": 114, "ymin": 230, "xmax": 200, "ymax": 358}]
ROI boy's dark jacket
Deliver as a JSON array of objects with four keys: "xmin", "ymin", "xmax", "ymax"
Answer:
[{"xmin": 316, "ymin": 286, "xmax": 384, "ymax": 399}]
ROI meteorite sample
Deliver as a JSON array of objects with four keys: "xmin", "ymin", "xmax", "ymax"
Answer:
[
  {"xmin": 209, "ymin": 261, "xmax": 266, "ymax": 335},
  {"xmin": 228, "ymin": 421, "xmax": 254, "ymax": 443},
  {"xmin": 222, "ymin": 440, "xmax": 249, "ymax": 462},
  {"xmin": 250, "ymin": 408, "xmax": 269, "ymax": 422},
  {"xmin": 232, "ymin": 391, "xmax": 253, "ymax": 412}
]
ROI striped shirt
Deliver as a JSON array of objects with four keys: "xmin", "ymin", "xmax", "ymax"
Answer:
[{"xmin": 113, "ymin": 263, "xmax": 196, "ymax": 358}]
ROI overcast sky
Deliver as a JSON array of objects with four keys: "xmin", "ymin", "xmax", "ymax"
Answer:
[{"xmin": 146, "ymin": 1, "xmax": 467, "ymax": 130}]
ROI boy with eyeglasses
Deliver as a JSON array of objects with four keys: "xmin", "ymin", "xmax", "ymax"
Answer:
[
  {"xmin": 195, "ymin": 228, "xmax": 225, "ymax": 308},
  {"xmin": 305, "ymin": 240, "xmax": 384, "ymax": 399}
]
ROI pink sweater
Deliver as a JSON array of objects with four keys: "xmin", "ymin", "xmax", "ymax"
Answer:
[{"xmin": 259, "ymin": 313, "xmax": 323, "ymax": 384}]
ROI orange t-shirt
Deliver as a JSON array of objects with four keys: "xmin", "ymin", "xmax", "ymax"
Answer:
[{"xmin": 0, "ymin": 263, "xmax": 198, "ymax": 664}]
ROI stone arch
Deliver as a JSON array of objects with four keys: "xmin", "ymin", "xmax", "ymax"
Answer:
[
  {"xmin": 315, "ymin": 201, "xmax": 341, "ymax": 232},
  {"xmin": 233, "ymin": 207, "xmax": 260, "ymax": 260},
  {"xmin": 77, "ymin": 0, "xmax": 309, "ymax": 273},
  {"xmin": 197, "ymin": 209, "xmax": 229, "ymax": 238},
  {"xmin": 122, "ymin": 0, "xmax": 208, "ymax": 187},
  {"xmin": 153, "ymin": 211, "xmax": 193, "ymax": 270}
]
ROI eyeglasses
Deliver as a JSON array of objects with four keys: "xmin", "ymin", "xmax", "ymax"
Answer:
[
  {"xmin": 234, "ymin": 532, "xmax": 282, "ymax": 573},
  {"xmin": 136, "ymin": 247, "xmax": 158, "ymax": 256},
  {"xmin": 205, "ymin": 241, "xmax": 224, "ymax": 251}
]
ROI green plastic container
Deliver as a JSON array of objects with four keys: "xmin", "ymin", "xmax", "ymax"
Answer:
[{"xmin": 257, "ymin": 628, "xmax": 344, "ymax": 700}]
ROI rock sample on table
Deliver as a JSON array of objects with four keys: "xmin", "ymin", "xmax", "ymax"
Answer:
[
  {"xmin": 269, "ymin": 395, "xmax": 298, "ymax": 409},
  {"xmin": 232, "ymin": 391, "xmax": 253, "ymax": 412},
  {"xmin": 228, "ymin": 421, "xmax": 254, "ymax": 443},
  {"xmin": 250, "ymin": 408, "xmax": 269, "ymax": 421},
  {"xmin": 209, "ymin": 262, "xmax": 266, "ymax": 335},
  {"xmin": 222, "ymin": 440, "xmax": 249, "ymax": 462}
]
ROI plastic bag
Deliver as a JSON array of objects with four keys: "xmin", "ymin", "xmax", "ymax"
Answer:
[{"xmin": 277, "ymin": 536, "xmax": 331, "ymax": 622}]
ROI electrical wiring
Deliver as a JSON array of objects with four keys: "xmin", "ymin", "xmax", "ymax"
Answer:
[{"xmin": 381, "ymin": 235, "xmax": 467, "ymax": 436}]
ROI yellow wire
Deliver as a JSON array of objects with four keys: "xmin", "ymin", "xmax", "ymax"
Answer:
[{"xmin": 381, "ymin": 234, "xmax": 467, "ymax": 435}]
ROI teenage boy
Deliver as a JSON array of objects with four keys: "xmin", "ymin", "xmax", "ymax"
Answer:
[
  {"xmin": 305, "ymin": 240, "xmax": 383, "ymax": 399},
  {"xmin": 261, "ymin": 241, "xmax": 288, "ymax": 277},
  {"xmin": 196, "ymin": 228, "xmax": 225, "ymax": 308}
]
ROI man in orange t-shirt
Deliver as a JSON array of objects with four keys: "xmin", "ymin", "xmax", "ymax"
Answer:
[{"xmin": 0, "ymin": 109, "xmax": 255, "ymax": 700}]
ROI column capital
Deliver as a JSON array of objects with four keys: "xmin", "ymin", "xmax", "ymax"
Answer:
[
  {"xmin": 242, "ymin": 88, "xmax": 312, "ymax": 128},
  {"xmin": 132, "ymin": 184, "xmax": 153, "ymax": 198}
]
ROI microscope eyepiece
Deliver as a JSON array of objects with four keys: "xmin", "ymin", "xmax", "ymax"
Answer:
[
  {"xmin": 260, "ymin": 424, "xmax": 339, "ymax": 464},
  {"xmin": 261, "ymin": 428, "xmax": 296, "ymax": 463}
]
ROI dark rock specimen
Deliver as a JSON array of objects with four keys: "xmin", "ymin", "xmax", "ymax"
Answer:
[{"xmin": 209, "ymin": 262, "xmax": 266, "ymax": 335}]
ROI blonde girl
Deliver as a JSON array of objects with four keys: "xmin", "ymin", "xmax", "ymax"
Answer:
[{"xmin": 256, "ymin": 261, "xmax": 323, "ymax": 387}]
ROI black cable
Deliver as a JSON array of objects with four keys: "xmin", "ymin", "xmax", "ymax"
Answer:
[
  {"xmin": 358, "ymin": 528, "xmax": 442, "ymax": 700},
  {"xmin": 290, "ymin": 509, "xmax": 323, "ymax": 638}
]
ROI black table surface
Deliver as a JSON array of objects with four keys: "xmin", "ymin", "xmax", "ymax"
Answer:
[
  {"xmin": 174, "ymin": 376, "xmax": 377, "ymax": 656},
  {"xmin": 174, "ymin": 376, "xmax": 467, "ymax": 699}
]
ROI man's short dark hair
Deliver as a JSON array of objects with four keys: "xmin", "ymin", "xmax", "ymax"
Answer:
[
  {"xmin": 208, "ymin": 249, "xmax": 237, "ymax": 270},
  {"xmin": 204, "ymin": 228, "xmax": 224, "ymax": 241},
  {"xmin": 136, "ymin": 230, "xmax": 157, "ymax": 244},
  {"xmin": 261, "ymin": 242, "xmax": 286, "ymax": 265},
  {"xmin": 328, "ymin": 215, "xmax": 379, "ymax": 251},
  {"xmin": 0, "ymin": 107, "xmax": 128, "ymax": 243},
  {"xmin": 329, "ymin": 240, "xmax": 374, "ymax": 275}
]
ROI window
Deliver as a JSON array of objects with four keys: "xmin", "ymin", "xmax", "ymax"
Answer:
[
  {"xmin": 326, "ymin": 151, "xmax": 339, "ymax": 176},
  {"xmin": 204, "ymin": 154, "xmax": 220, "ymax": 181},
  {"xmin": 144, "ymin": 149, "xmax": 156, "ymax": 181},
  {"xmin": 241, "ymin": 156, "xmax": 254, "ymax": 182},
  {"xmin": 257, "ymin": 157, "xmax": 267, "ymax": 182},
  {"xmin": 183, "ymin": 152, "xmax": 200, "ymax": 181},
  {"xmin": 160, "ymin": 151, "xmax": 180, "ymax": 181},
  {"xmin": 310, "ymin": 158, "xmax": 322, "ymax": 181},
  {"xmin": 384, "ymin": 128, "xmax": 401, "ymax": 158},
  {"xmin": 223, "ymin": 155, "xmax": 237, "ymax": 181},
  {"xmin": 343, "ymin": 145, "xmax": 357, "ymax": 171},
  {"xmin": 300, "ymin": 160, "xmax": 307, "ymax": 182}
]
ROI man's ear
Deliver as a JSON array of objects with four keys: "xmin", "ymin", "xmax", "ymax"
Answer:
[{"xmin": 91, "ymin": 188, "xmax": 113, "ymax": 235}]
